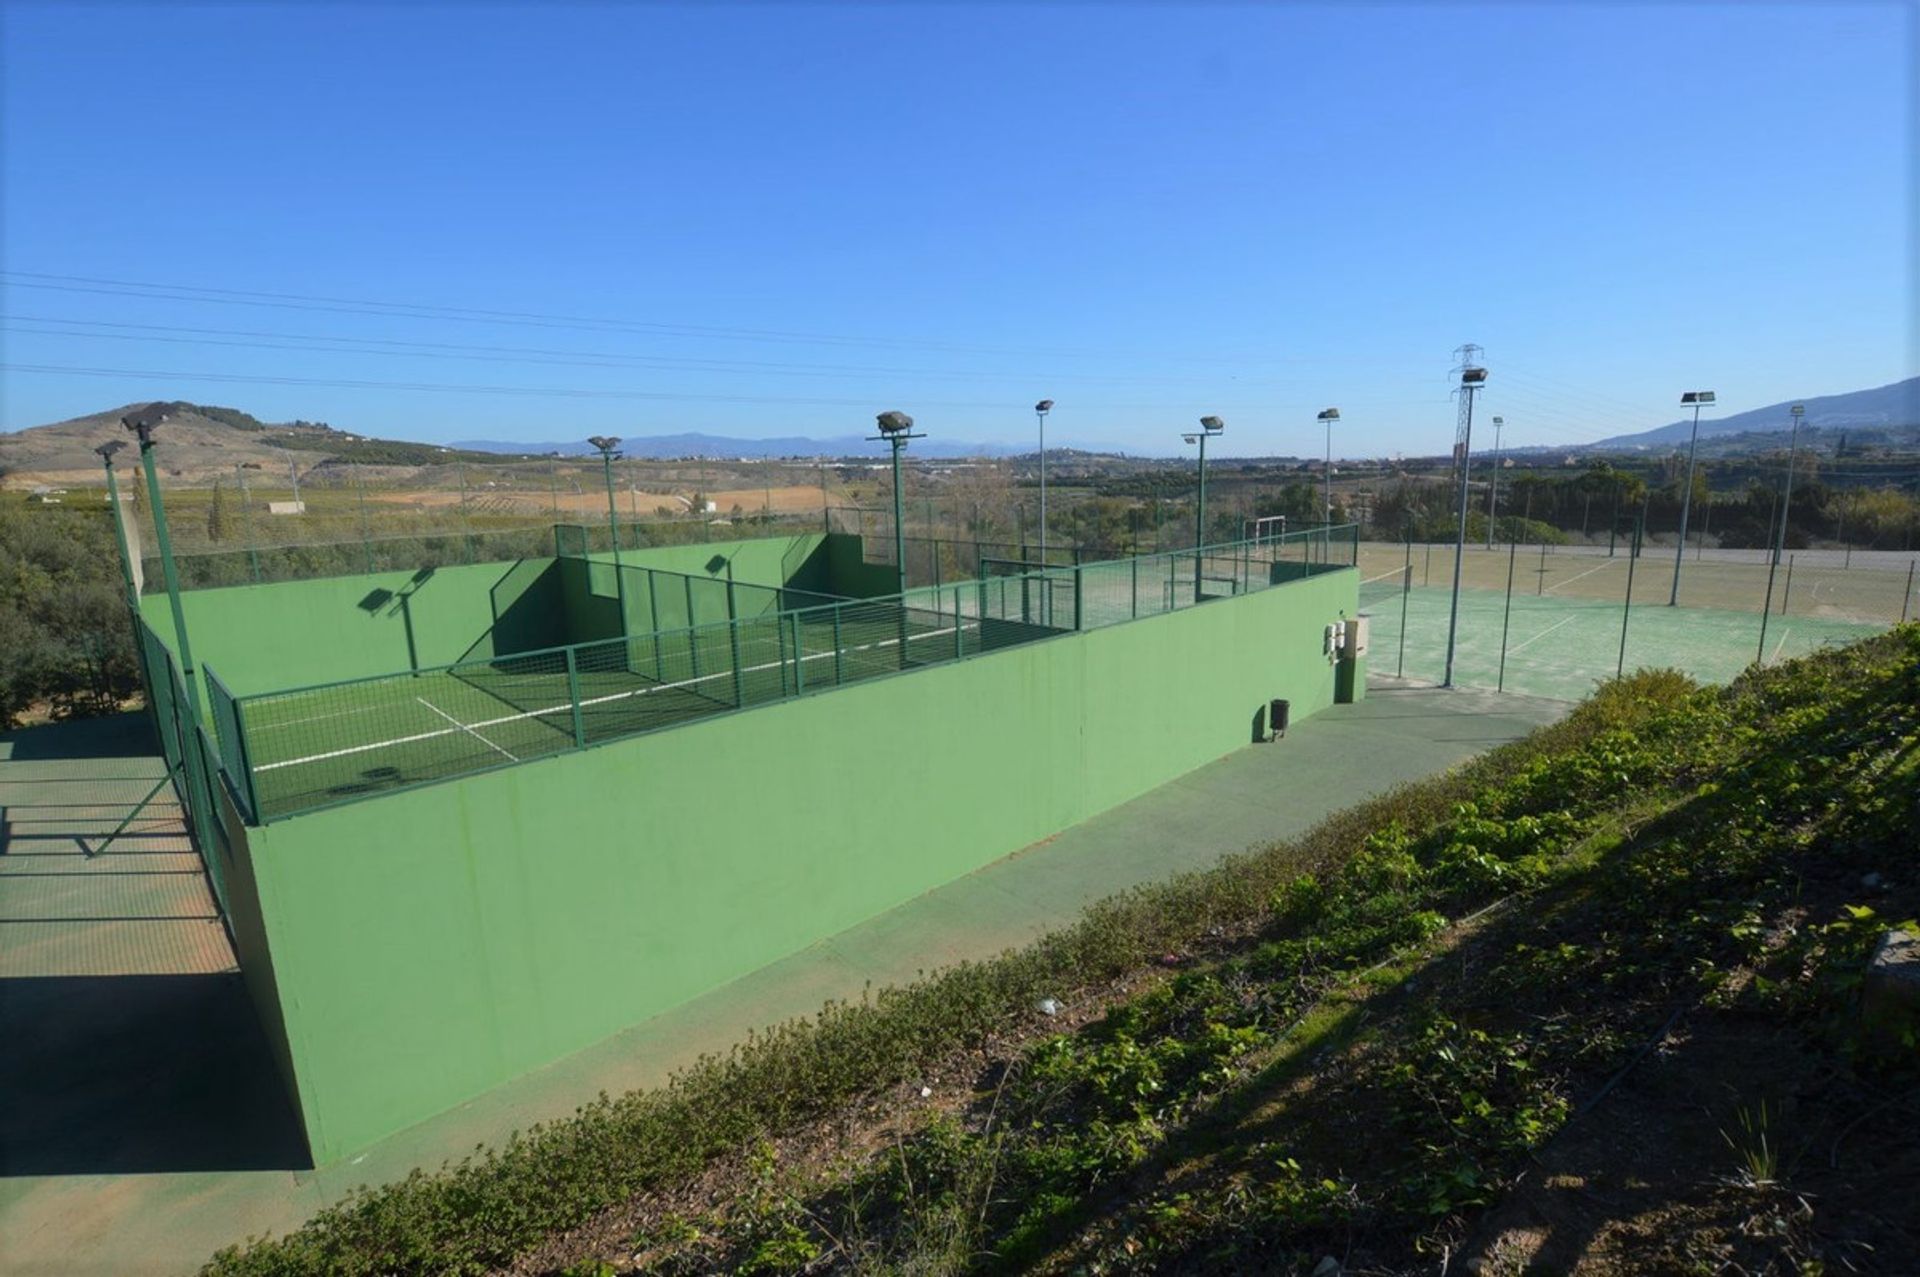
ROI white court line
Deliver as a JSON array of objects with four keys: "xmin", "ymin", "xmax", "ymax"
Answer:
[
  {"xmin": 1505, "ymin": 614, "xmax": 1577, "ymax": 655},
  {"xmin": 415, "ymin": 696, "xmax": 519, "ymax": 763},
  {"xmin": 257, "ymin": 619, "xmax": 984, "ymax": 773},
  {"xmin": 1770, "ymin": 628, "xmax": 1792, "ymax": 664},
  {"xmin": 1544, "ymin": 558, "xmax": 1619, "ymax": 593},
  {"xmin": 1360, "ymin": 568, "xmax": 1405, "ymax": 587}
]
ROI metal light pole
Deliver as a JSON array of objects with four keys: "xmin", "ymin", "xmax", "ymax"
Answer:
[
  {"xmin": 1758, "ymin": 403, "xmax": 1805, "ymax": 662},
  {"xmin": 96, "ymin": 442, "xmax": 138, "ymax": 609},
  {"xmin": 1442, "ymin": 363, "xmax": 1488, "ymax": 689},
  {"xmin": 1185, "ymin": 416, "xmax": 1225, "ymax": 604},
  {"xmin": 1484, "ymin": 415, "xmax": 1505, "ymax": 549},
  {"xmin": 124, "ymin": 406, "xmax": 203, "ymax": 721},
  {"xmin": 588, "ymin": 436, "xmax": 627, "ymax": 631},
  {"xmin": 1318, "ymin": 408, "xmax": 1340, "ymax": 524},
  {"xmin": 1035, "ymin": 399, "xmax": 1053, "ymax": 565},
  {"xmin": 1669, "ymin": 390, "xmax": 1715, "ymax": 605},
  {"xmin": 1772, "ymin": 403, "xmax": 1804, "ymax": 567},
  {"xmin": 870, "ymin": 411, "xmax": 923, "ymax": 598}
]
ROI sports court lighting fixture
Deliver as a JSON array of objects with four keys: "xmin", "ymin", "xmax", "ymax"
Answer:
[
  {"xmin": 1670, "ymin": 390, "xmax": 1716, "ymax": 605},
  {"xmin": 1485, "ymin": 415, "xmax": 1505, "ymax": 550},
  {"xmin": 121, "ymin": 404, "xmax": 203, "ymax": 719},
  {"xmin": 1035, "ymin": 399, "xmax": 1054, "ymax": 565},
  {"xmin": 1442, "ymin": 361, "xmax": 1488, "ymax": 689},
  {"xmin": 1317, "ymin": 408, "xmax": 1340, "ymax": 525},
  {"xmin": 869, "ymin": 411, "xmax": 925, "ymax": 600},
  {"xmin": 587, "ymin": 436, "xmax": 627, "ymax": 620},
  {"xmin": 1186, "ymin": 416, "xmax": 1225, "ymax": 604}
]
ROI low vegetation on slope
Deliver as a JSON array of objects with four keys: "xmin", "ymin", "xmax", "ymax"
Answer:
[{"xmin": 205, "ymin": 631, "xmax": 1920, "ymax": 1276}]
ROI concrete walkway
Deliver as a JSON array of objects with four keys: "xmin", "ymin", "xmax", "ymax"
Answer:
[{"xmin": 0, "ymin": 684, "xmax": 1565, "ymax": 1276}]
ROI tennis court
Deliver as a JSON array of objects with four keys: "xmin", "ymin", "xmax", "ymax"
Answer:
[
  {"xmin": 1358, "ymin": 542, "xmax": 1914, "ymax": 627},
  {"xmin": 1360, "ymin": 581, "xmax": 1885, "ymax": 703}
]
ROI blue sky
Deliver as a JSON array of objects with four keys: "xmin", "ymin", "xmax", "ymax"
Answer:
[{"xmin": 1, "ymin": 2, "xmax": 1910, "ymax": 457}]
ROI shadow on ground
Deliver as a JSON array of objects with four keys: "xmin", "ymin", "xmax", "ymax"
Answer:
[
  {"xmin": 0, "ymin": 712, "xmax": 158, "ymax": 762},
  {"xmin": 0, "ymin": 971, "xmax": 311, "ymax": 1176}
]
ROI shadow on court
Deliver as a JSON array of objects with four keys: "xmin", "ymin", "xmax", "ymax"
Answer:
[{"xmin": 0, "ymin": 972, "xmax": 310, "ymax": 1176}]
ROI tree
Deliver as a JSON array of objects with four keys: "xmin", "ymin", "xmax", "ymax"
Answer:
[{"xmin": 207, "ymin": 479, "xmax": 229, "ymax": 542}]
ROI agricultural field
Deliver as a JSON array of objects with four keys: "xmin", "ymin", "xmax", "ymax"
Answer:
[{"xmin": 202, "ymin": 627, "xmax": 1920, "ymax": 1276}]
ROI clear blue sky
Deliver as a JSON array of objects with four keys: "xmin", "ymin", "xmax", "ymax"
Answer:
[{"xmin": 1, "ymin": 2, "xmax": 1911, "ymax": 457}]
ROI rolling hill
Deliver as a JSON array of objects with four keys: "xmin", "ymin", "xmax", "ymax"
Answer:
[{"xmin": 1591, "ymin": 375, "xmax": 1920, "ymax": 449}]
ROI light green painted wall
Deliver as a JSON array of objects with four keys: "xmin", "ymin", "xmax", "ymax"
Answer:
[
  {"xmin": 244, "ymin": 568, "xmax": 1357, "ymax": 1160},
  {"xmin": 587, "ymin": 533, "xmax": 826, "ymax": 592},
  {"xmin": 141, "ymin": 559, "xmax": 559, "ymax": 696}
]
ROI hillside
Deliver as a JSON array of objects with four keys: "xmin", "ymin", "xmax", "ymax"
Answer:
[
  {"xmin": 203, "ymin": 631, "xmax": 1920, "ymax": 1276},
  {"xmin": 0, "ymin": 402, "xmax": 566, "ymax": 488},
  {"xmin": 1592, "ymin": 375, "xmax": 1920, "ymax": 449}
]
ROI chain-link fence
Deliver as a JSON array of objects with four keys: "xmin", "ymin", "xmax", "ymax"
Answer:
[
  {"xmin": 212, "ymin": 524, "xmax": 1358, "ymax": 820},
  {"xmin": 1358, "ymin": 532, "xmax": 1917, "ymax": 702}
]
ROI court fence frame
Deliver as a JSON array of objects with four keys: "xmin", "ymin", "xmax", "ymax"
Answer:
[{"xmin": 200, "ymin": 525, "xmax": 1358, "ymax": 823}]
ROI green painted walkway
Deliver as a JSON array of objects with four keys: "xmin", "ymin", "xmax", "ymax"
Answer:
[{"xmin": 0, "ymin": 684, "xmax": 1564, "ymax": 1276}]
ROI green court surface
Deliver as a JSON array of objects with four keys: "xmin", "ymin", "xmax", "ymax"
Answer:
[
  {"xmin": 1360, "ymin": 583, "xmax": 1886, "ymax": 702},
  {"xmin": 1358, "ymin": 542, "xmax": 1913, "ymax": 628},
  {"xmin": 238, "ymin": 607, "xmax": 1036, "ymax": 820}
]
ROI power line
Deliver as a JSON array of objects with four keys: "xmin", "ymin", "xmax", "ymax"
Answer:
[{"xmin": 0, "ymin": 317, "xmax": 1314, "ymax": 390}]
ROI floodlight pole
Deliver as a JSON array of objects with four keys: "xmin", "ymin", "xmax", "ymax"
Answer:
[
  {"xmin": 1442, "ymin": 362, "xmax": 1487, "ymax": 689},
  {"xmin": 126, "ymin": 410, "xmax": 203, "ymax": 722},
  {"xmin": 589, "ymin": 437, "xmax": 628, "ymax": 634},
  {"xmin": 1187, "ymin": 417, "xmax": 1225, "ymax": 604},
  {"xmin": 97, "ymin": 446, "xmax": 138, "ymax": 610},
  {"xmin": 1485, "ymin": 416, "xmax": 1504, "ymax": 550},
  {"xmin": 1036, "ymin": 400, "xmax": 1053, "ymax": 565},
  {"xmin": 1771, "ymin": 403, "xmax": 1804, "ymax": 567},
  {"xmin": 1757, "ymin": 404, "xmax": 1804, "ymax": 660},
  {"xmin": 1670, "ymin": 391, "xmax": 1715, "ymax": 605},
  {"xmin": 1318, "ymin": 408, "xmax": 1341, "ymax": 525},
  {"xmin": 869, "ymin": 413, "xmax": 925, "ymax": 599}
]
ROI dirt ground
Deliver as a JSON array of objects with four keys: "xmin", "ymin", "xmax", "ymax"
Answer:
[{"xmin": 361, "ymin": 484, "xmax": 830, "ymax": 518}]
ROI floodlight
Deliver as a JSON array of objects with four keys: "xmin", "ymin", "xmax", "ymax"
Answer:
[
  {"xmin": 1035, "ymin": 399, "xmax": 1053, "ymax": 415},
  {"xmin": 1680, "ymin": 391, "xmax": 1717, "ymax": 406},
  {"xmin": 1791, "ymin": 403, "xmax": 1804, "ymax": 418},
  {"xmin": 121, "ymin": 404, "xmax": 171, "ymax": 444},
  {"xmin": 587, "ymin": 435, "xmax": 622, "ymax": 455},
  {"xmin": 1182, "ymin": 433, "xmax": 1202, "ymax": 444},
  {"xmin": 1317, "ymin": 408, "xmax": 1340, "ymax": 423},
  {"xmin": 875, "ymin": 410, "xmax": 915, "ymax": 434},
  {"xmin": 95, "ymin": 440, "xmax": 127, "ymax": 461},
  {"xmin": 1198, "ymin": 415, "xmax": 1225, "ymax": 432},
  {"xmin": 1460, "ymin": 367, "xmax": 1487, "ymax": 386}
]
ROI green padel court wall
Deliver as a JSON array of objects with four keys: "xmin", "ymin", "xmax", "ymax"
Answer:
[
  {"xmin": 232, "ymin": 566, "xmax": 1356, "ymax": 1160},
  {"xmin": 137, "ymin": 559, "xmax": 563, "ymax": 695}
]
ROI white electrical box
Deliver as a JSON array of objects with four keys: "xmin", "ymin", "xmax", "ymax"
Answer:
[
  {"xmin": 1323, "ymin": 623, "xmax": 1338, "ymax": 656},
  {"xmin": 1345, "ymin": 615, "xmax": 1370, "ymax": 658}
]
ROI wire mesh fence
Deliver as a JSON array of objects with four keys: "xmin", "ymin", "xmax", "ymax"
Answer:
[
  {"xmin": 210, "ymin": 524, "xmax": 1358, "ymax": 820},
  {"xmin": 1356, "ymin": 534, "xmax": 1917, "ymax": 703}
]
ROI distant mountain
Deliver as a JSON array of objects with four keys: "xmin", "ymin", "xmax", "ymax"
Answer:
[
  {"xmin": 1591, "ymin": 377, "xmax": 1920, "ymax": 449},
  {"xmin": 448, "ymin": 433, "xmax": 1093, "ymax": 460}
]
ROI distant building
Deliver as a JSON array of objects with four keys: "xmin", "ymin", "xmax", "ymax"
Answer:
[{"xmin": 267, "ymin": 501, "xmax": 307, "ymax": 516}]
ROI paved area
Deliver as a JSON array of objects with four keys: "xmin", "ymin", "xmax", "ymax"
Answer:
[{"xmin": 0, "ymin": 684, "xmax": 1566, "ymax": 1275}]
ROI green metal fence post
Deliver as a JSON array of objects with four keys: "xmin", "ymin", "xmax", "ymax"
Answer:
[
  {"xmin": 647, "ymin": 570, "xmax": 664, "ymax": 678},
  {"xmin": 792, "ymin": 612, "xmax": 806, "ymax": 693},
  {"xmin": 726, "ymin": 577, "xmax": 744, "ymax": 707},
  {"xmin": 832, "ymin": 606, "xmax": 845, "ymax": 684},
  {"xmin": 565, "ymin": 646, "xmax": 586, "ymax": 747},
  {"xmin": 1073, "ymin": 565, "xmax": 1084, "ymax": 630},
  {"xmin": 685, "ymin": 576, "xmax": 701, "ymax": 679},
  {"xmin": 954, "ymin": 585, "xmax": 964, "ymax": 658},
  {"xmin": 130, "ymin": 418, "xmax": 204, "ymax": 724},
  {"xmin": 1131, "ymin": 553, "xmax": 1139, "ymax": 617}
]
